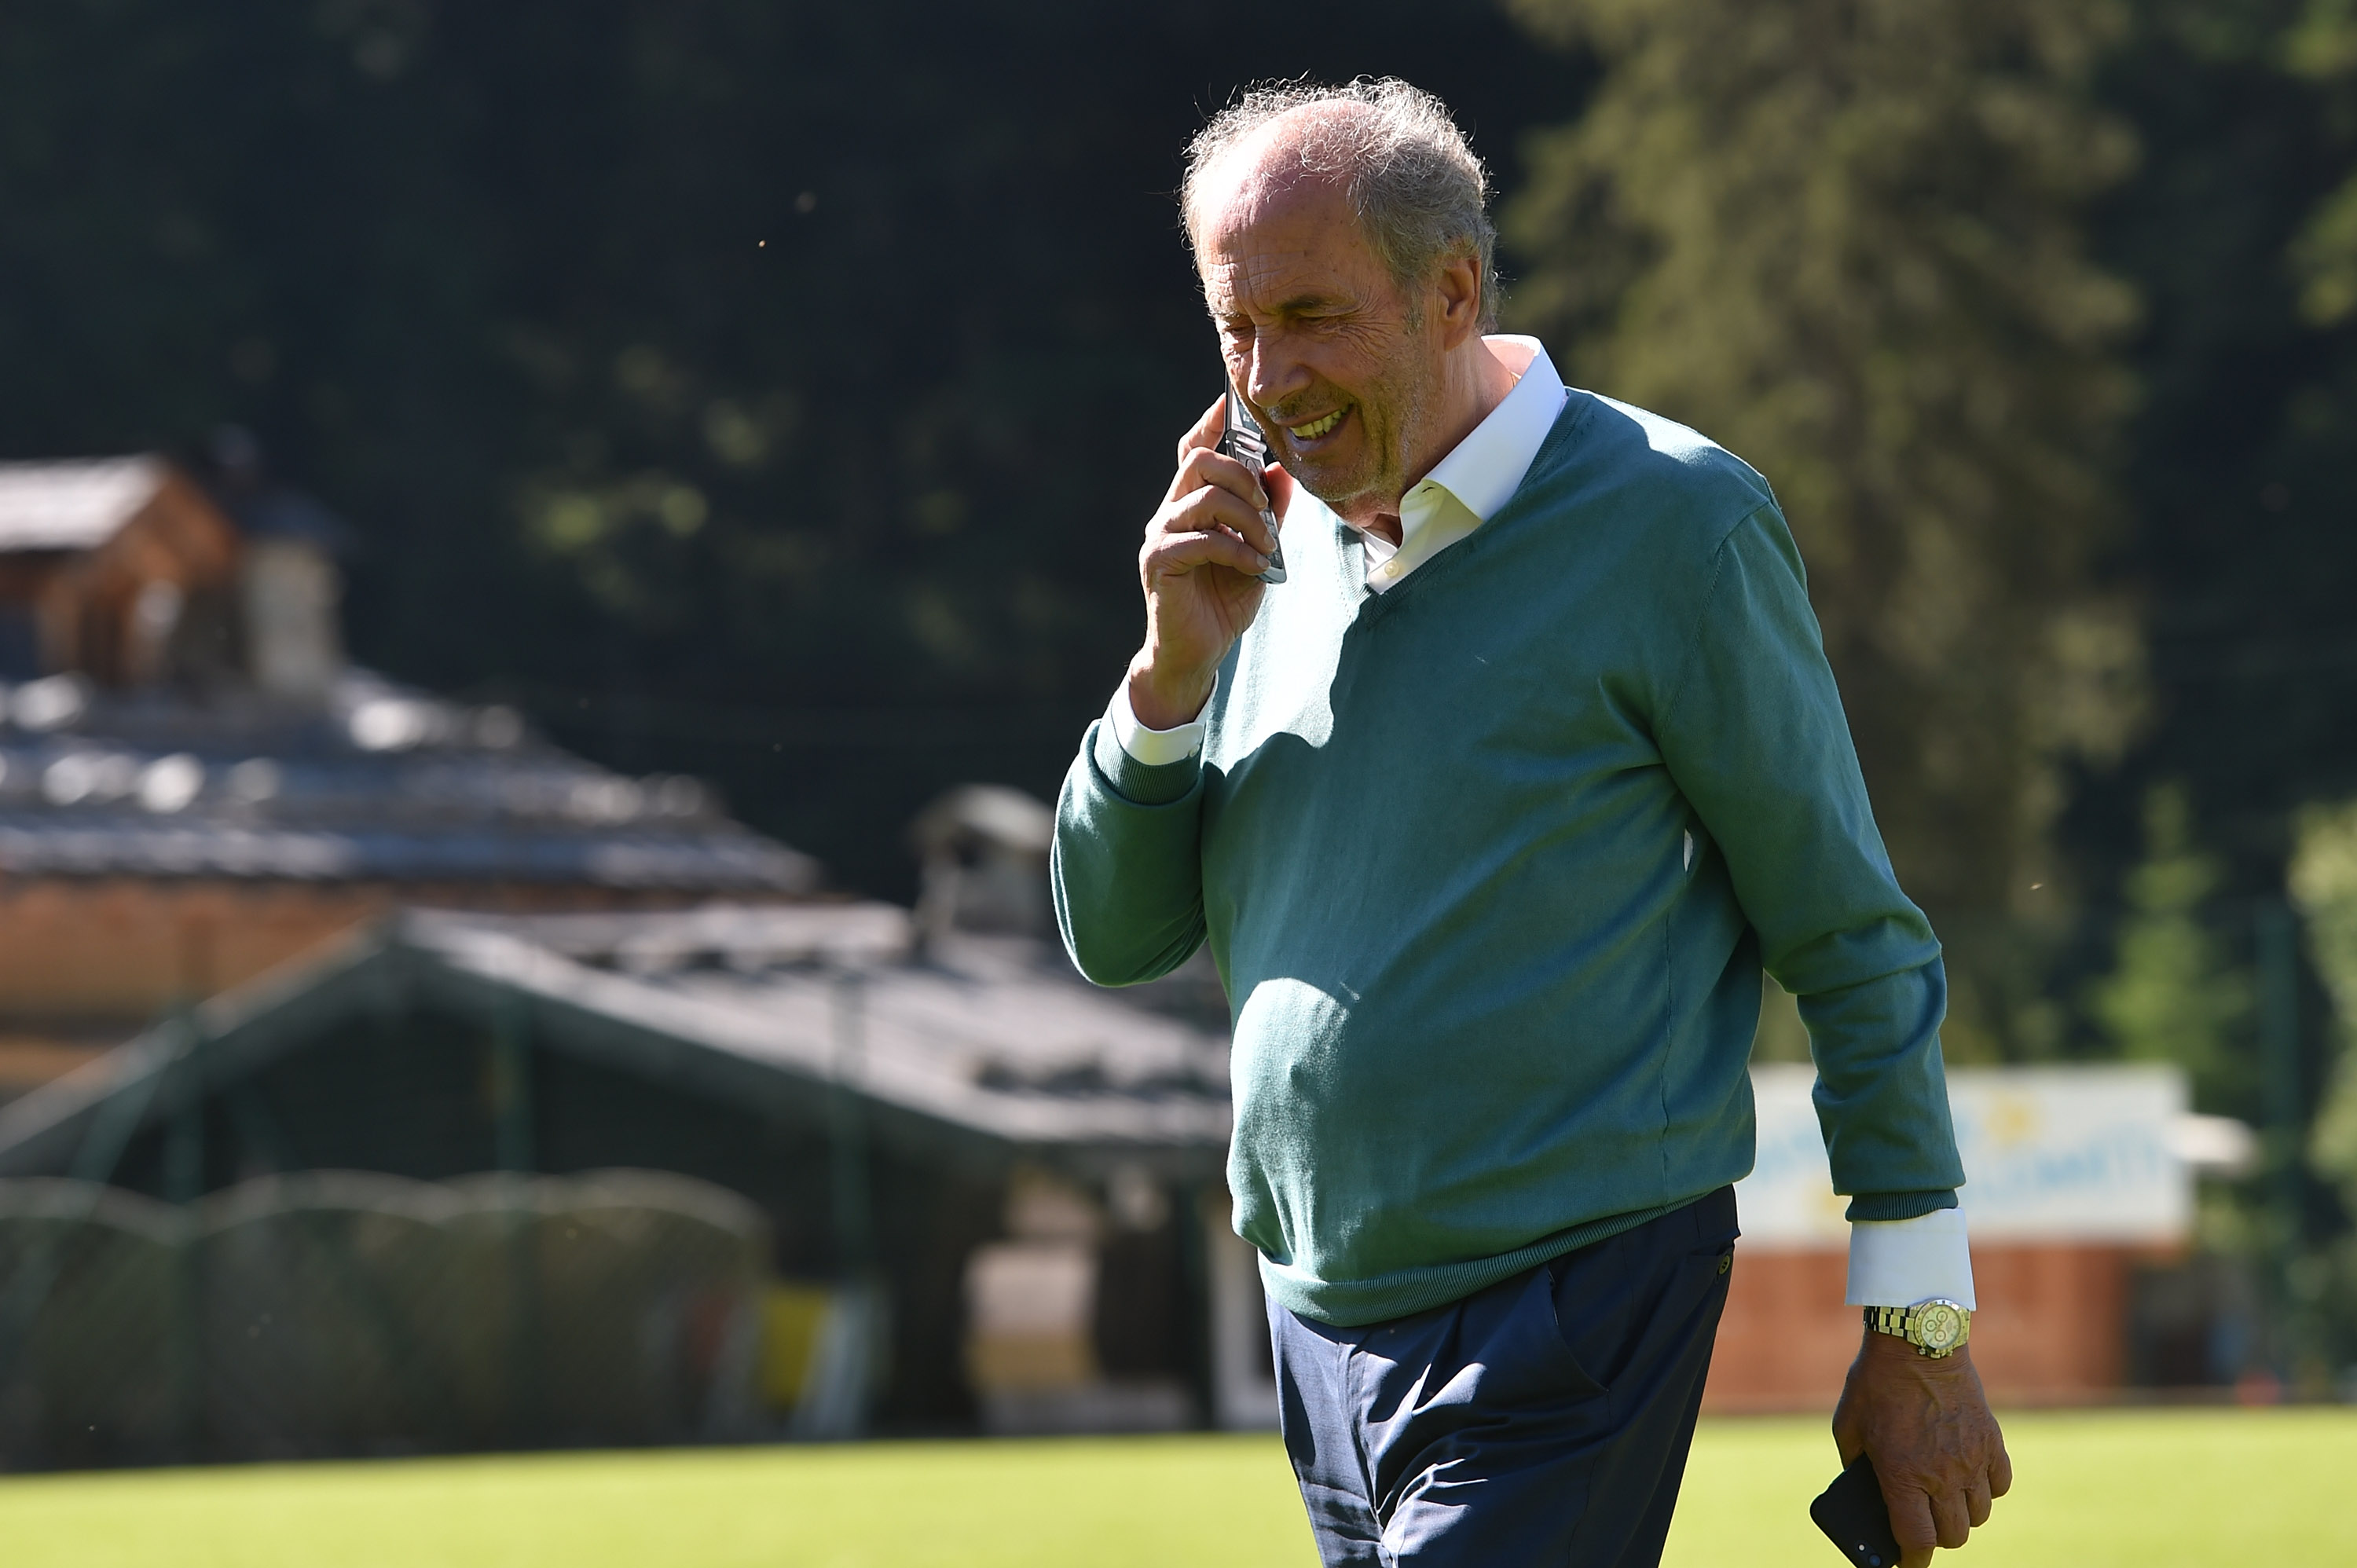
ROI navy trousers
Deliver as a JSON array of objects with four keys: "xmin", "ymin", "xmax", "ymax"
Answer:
[{"xmin": 1268, "ymin": 1187, "xmax": 1739, "ymax": 1566}]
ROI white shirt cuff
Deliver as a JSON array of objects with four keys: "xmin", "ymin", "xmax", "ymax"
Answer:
[
  {"xmin": 1845, "ymin": 1207, "xmax": 1976, "ymax": 1310},
  {"xmin": 1108, "ymin": 677, "xmax": 1212, "ymax": 766}
]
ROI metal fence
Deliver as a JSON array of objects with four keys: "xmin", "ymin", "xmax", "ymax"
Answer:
[{"xmin": 0, "ymin": 1168, "xmax": 772, "ymax": 1470}]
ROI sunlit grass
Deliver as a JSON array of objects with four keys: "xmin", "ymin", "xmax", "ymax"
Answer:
[
  {"xmin": 0, "ymin": 1409, "xmax": 2349, "ymax": 1566},
  {"xmin": 1666, "ymin": 1408, "xmax": 2357, "ymax": 1566},
  {"xmin": 0, "ymin": 1435, "xmax": 1309, "ymax": 1568}
]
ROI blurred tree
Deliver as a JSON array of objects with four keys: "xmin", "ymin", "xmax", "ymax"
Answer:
[
  {"xmin": 2073, "ymin": 3, "xmax": 2357, "ymax": 1362},
  {"xmin": 9, "ymin": 0, "xmax": 2357, "ymax": 997},
  {"xmin": 2078, "ymin": 2, "xmax": 2357, "ymax": 888},
  {"xmin": 1501, "ymin": 0, "xmax": 2144, "ymax": 1057},
  {"xmin": 2289, "ymin": 799, "xmax": 2357, "ymax": 1363},
  {"xmin": 0, "ymin": 1, "xmax": 1588, "ymax": 898},
  {"xmin": 2288, "ymin": 0, "xmax": 2357, "ymax": 323},
  {"xmin": 2295, "ymin": 802, "xmax": 2357, "ymax": 1178},
  {"xmin": 2089, "ymin": 782, "xmax": 2254, "ymax": 1113},
  {"xmin": 2051, "ymin": 4, "xmax": 2357, "ymax": 1198}
]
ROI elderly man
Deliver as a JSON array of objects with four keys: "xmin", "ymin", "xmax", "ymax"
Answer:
[{"xmin": 1052, "ymin": 79, "xmax": 2009, "ymax": 1566}]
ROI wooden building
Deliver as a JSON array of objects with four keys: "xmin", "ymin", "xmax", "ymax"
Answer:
[
  {"xmin": 0, "ymin": 456, "xmax": 816, "ymax": 1105},
  {"xmin": 0, "ymin": 904, "xmax": 1272, "ymax": 1442},
  {"xmin": 0, "ymin": 457, "xmax": 243, "ymax": 689},
  {"xmin": 0, "ymin": 905, "xmax": 2239, "ymax": 1447},
  {"xmin": 0, "ymin": 460, "xmax": 2234, "ymax": 1441}
]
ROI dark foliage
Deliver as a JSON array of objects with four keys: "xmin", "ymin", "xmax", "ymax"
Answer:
[
  {"xmin": 5, "ymin": 0, "xmax": 2357, "ymax": 958},
  {"xmin": 2081, "ymin": 4, "xmax": 2357, "ymax": 883},
  {"xmin": 0, "ymin": 1, "xmax": 1588, "ymax": 897}
]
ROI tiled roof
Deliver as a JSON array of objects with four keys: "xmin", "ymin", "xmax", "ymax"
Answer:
[
  {"xmin": 0, "ymin": 669, "xmax": 817, "ymax": 891},
  {"xmin": 409, "ymin": 908, "xmax": 1233, "ymax": 1147},
  {"xmin": 0, "ymin": 904, "xmax": 1233, "ymax": 1171}
]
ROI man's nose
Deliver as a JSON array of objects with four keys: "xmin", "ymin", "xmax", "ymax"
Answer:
[{"xmin": 1244, "ymin": 335, "xmax": 1310, "ymax": 412}]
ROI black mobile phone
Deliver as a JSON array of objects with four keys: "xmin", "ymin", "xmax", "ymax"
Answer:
[
  {"xmin": 1216, "ymin": 388, "xmax": 1286, "ymax": 584},
  {"xmin": 1811, "ymin": 1457, "xmax": 1903, "ymax": 1568}
]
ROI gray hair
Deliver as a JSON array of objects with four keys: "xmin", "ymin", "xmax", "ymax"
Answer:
[{"xmin": 1182, "ymin": 78, "xmax": 1501, "ymax": 330}]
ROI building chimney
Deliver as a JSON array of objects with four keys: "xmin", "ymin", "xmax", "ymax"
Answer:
[
  {"xmin": 908, "ymin": 785, "xmax": 1056, "ymax": 951},
  {"xmin": 242, "ymin": 536, "xmax": 343, "ymax": 700}
]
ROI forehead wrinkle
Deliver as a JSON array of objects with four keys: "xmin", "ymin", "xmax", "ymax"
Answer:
[
  {"xmin": 1201, "ymin": 170, "xmax": 1336, "ymax": 254},
  {"xmin": 1205, "ymin": 250, "xmax": 1345, "ymax": 317},
  {"xmin": 1197, "ymin": 178, "xmax": 1374, "ymax": 327}
]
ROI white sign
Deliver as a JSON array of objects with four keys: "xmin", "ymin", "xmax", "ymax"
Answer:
[{"xmin": 1735, "ymin": 1063, "xmax": 2190, "ymax": 1247}]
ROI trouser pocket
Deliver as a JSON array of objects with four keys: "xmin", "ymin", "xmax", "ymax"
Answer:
[{"xmin": 1548, "ymin": 1191, "xmax": 1739, "ymax": 1394}]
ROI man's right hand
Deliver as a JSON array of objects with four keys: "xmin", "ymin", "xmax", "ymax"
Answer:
[
  {"xmin": 1128, "ymin": 397, "xmax": 1294, "ymax": 731},
  {"xmin": 1832, "ymin": 1332, "xmax": 2012, "ymax": 1567}
]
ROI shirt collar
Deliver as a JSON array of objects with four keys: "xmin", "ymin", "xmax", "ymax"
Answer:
[{"xmin": 1413, "ymin": 335, "xmax": 1567, "ymax": 527}]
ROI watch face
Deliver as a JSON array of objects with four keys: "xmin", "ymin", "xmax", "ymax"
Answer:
[{"xmin": 1915, "ymin": 1303, "xmax": 1963, "ymax": 1352}]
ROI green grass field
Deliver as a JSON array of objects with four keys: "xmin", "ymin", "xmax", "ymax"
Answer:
[{"xmin": 0, "ymin": 1409, "xmax": 2349, "ymax": 1566}]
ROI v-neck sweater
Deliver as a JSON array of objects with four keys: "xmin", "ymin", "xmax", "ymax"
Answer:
[{"xmin": 1053, "ymin": 390, "xmax": 1964, "ymax": 1328}]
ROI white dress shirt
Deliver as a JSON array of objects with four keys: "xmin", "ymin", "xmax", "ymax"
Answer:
[{"xmin": 1107, "ymin": 334, "xmax": 1974, "ymax": 1311}]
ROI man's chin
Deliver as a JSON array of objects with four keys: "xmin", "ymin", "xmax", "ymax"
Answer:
[{"xmin": 1284, "ymin": 455, "xmax": 1380, "ymax": 515}]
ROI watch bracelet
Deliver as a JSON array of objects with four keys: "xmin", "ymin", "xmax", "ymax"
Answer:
[{"xmin": 1863, "ymin": 1302, "xmax": 1969, "ymax": 1357}]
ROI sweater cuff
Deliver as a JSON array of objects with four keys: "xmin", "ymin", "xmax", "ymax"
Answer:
[
  {"xmin": 1109, "ymin": 676, "xmax": 1213, "ymax": 765},
  {"xmin": 1843, "ymin": 1188, "xmax": 1959, "ymax": 1222},
  {"xmin": 1846, "ymin": 1207, "xmax": 1976, "ymax": 1310},
  {"xmin": 1091, "ymin": 699, "xmax": 1203, "ymax": 807}
]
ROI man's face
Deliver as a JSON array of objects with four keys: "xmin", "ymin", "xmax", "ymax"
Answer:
[{"xmin": 1199, "ymin": 174, "xmax": 1443, "ymax": 520}]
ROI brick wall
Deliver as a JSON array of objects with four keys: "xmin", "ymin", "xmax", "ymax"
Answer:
[
  {"xmin": 0, "ymin": 877, "xmax": 726, "ymax": 1028},
  {"xmin": 1704, "ymin": 1244, "xmax": 2154, "ymax": 1412}
]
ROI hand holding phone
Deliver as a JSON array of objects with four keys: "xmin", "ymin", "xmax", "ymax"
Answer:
[
  {"xmin": 1127, "ymin": 394, "xmax": 1290, "ymax": 730},
  {"xmin": 1811, "ymin": 1457, "xmax": 1904, "ymax": 1568},
  {"xmin": 1216, "ymin": 389, "xmax": 1286, "ymax": 584}
]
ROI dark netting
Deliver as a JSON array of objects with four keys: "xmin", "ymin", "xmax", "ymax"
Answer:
[
  {"xmin": 200, "ymin": 1173, "xmax": 472, "ymax": 1460},
  {"xmin": 0, "ymin": 1169, "xmax": 770, "ymax": 1468},
  {"xmin": 442, "ymin": 1171, "xmax": 768, "ymax": 1448},
  {"xmin": 0, "ymin": 1181, "xmax": 192, "ymax": 1468}
]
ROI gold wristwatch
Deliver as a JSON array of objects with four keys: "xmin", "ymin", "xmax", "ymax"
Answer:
[{"xmin": 1864, "ymin": 1299, "xmax": 1970, "ymax": 1358}]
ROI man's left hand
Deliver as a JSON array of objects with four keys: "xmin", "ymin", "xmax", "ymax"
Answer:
[{"xmin": 1831, "ymin": 1330, "xmax": 2012, "ymax": 1566}]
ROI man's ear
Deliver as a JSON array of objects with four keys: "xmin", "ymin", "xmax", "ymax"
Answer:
[{"xmin": 1432, "ymin": 248, "xmax": 1484, "ymax": 348}]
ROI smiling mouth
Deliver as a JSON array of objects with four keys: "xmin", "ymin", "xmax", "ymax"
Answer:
[{"xmin": 1285, "ymin": 405, "xmax": 1349, "ymax": 442}]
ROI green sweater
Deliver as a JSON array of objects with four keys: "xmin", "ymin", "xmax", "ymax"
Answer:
[{"xmin": 1052, "ymin": 391, "xmax": 1963, "ymax": 1327}]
